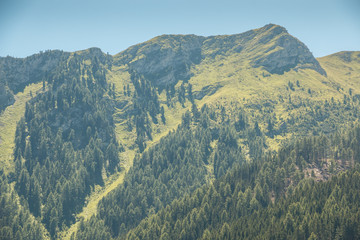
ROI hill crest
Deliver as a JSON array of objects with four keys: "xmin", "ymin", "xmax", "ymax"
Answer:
[{"xmin": 113, "ymin": 24, "xmax": 326, "ymax": 88}]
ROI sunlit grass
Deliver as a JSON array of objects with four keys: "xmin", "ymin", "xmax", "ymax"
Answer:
[{"xmin": 0, "ymin": 83, "xmax": 43, "ymax": 174}]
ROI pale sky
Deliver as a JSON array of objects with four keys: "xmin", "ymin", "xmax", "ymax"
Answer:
[{"xmin": 1, "ymin": 0, "xmax": 359, "ymax": 58}]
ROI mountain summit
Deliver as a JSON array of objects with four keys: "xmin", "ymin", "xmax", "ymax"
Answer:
[
  {"xmin": 113, "ymin": 24, "xmax": 326, "ymax": 88},
  {"xmin": 247, "ymin": 24, "xmax": 326, "ymax": 75}
]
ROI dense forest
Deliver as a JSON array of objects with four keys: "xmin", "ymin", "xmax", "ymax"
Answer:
[
  {"xmin": 10, "ymin": 52, "xmax": 121, "ymax": 238},
  {"xmin": 75, "ymin": 105, "xmax": 267, "ymax": 239},
  {"xmin": 74, "ymin": 105, "xmax": 360, "ymax": 239},
  {"xmin": 124, "ymin": 125, "xmax": 360, "ymax": 240},
  {"xmin": 0, "ymin": 174, "xmax": 47, "ymax": 239}
]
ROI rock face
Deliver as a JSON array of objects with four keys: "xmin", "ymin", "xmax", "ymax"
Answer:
[
  {"xmin": 115, "ymin": 35, "xmax": 204, "ymax": 87},
  {"xmin": 114, "ymin": 24, "xmax": 326, "ymax": 88},
  {"xmin": 251, "ymin": 24, "xmax": 326, "ymax": 75}
]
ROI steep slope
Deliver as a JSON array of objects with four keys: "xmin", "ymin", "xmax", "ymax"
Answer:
[
  {"xmin": 114, "ymin": 35, "xmax": 204, "ymax": 87},
  {"xmin": 125, "ymin": 124, "xmax": 360, "ymax": 240},
  {"xmin": 0, "ymin": 50, "xmax": 70, "ymax": 93},
  {"xmin": 201, "ymin": 24, "xmax": 325, "ymax": 75},
  {"xmin": 0, "ymin": 51, "xmax": 70, "ymax": 112},
  {"xmin": 113, "ymin": 24, "xmax": 325, "ymax": 89},
  {"xmin": 109, "ymin": 24, "xmax": 359, "ymax": 152}
]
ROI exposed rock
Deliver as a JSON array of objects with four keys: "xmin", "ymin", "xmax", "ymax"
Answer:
[
  {"xmin": 114, "ymin": 24, "xmax": 327, "ymax": 89},
  {"xmin": 115, "ymin": 35, "xmax": 204, "ymax": 88},
  {"xmin": 251, "ymin": 24, "xmax": 326, "ymax": 76},
  {"xmin": 193, "ymin": 84, "xmax": 222, "ymax": 100}
]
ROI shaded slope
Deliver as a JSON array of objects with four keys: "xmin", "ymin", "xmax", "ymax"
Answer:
[
  {"xmin": 11, "ymin": 51, "xmax": 121, "ymax": 238},
  {"xmin": 0, "ymin": 50, "xmax": 70, "ymax": 112},
  {"xmin": 0, "ymin": 50, "xmax": 70, "ymax": 93}
]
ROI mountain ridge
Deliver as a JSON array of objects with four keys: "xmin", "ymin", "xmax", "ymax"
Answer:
[{"xmin": 112, "ymin": 24, "xmax": 326, "ymax": 88}]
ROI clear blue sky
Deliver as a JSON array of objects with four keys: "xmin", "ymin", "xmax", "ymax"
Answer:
[{"xmin": 1, "ymin": 0, "xmax": 359, "ymax": 58}]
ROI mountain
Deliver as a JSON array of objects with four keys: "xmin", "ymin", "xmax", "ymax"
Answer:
[
  {"xmin": 0, "ymin": 24, "xmax": 359, "ymax": 240},
  {"xmin": 113, "ymin": 24, "xmax": 325, "ymax": 89},
  {"xmin": 108, "ymin": 24, "xmax": 359, "ymax": 153}
]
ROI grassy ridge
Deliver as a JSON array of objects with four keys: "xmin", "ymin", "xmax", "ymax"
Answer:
[{"xmin": 318, "ymin": 51, "xmax": 360, "ymax": 96}]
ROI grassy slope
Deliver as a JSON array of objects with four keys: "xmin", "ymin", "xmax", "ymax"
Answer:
[
  {"xmin": 317, "ymin": 51, "xmax": 360, "ymax": 95},
  {"xmin": 0, "ymin": 82, "xmax": 43, "ymax": 174},
  {"xmin": 188, "ymin": 50, "xmax": 360, "ymax": 149}
]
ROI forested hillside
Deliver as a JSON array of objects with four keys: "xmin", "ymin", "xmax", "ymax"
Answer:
[
  {"xmin": 125, "ymin": 125, "xmax": 360, "ymax": 240},
  {"xmin": 11, "ymin": 50, "xmax": 121, "ymax": 238},
  {"xmin": 75, "ymin": 104, "xmax": 271, "ymax": 239},
  {"xmin": 0, "ymin": 24, "xmax": 359, "ymax": 240}
]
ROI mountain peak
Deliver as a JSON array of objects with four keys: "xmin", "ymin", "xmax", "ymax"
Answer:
[
  {"xmin": 250, "ymin": 24, "xmax": 326, "ymax": 75},
  {"xmin": 113, "ymin": 24, "xmax": 326, "ymax": 88},
  {"xmin": 261, "ymin": 23, "xmax": 288, "ymax": 34}
]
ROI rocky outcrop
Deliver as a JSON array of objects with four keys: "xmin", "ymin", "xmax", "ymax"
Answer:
[
  {"xmin": 115, "ymin": 35, "xmax": 204, "ymax": 87},
  {"xmin": 114, "ymin": 24, "xmax": 327, "ymax": 88},
  {"xmin": 251, "ymin": 25, "xmax": 326, "ymax": 75},
  {"xmin": 193, "ymin": 84, "xmax": 222, "ymax": 100}
]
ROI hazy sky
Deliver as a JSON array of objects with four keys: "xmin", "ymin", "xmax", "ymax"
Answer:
[{"xmin": 1, "ymin": 0, "xmax": 359, "ymax": 58}]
